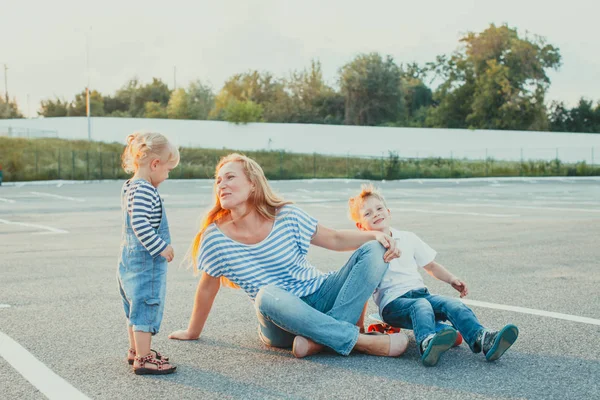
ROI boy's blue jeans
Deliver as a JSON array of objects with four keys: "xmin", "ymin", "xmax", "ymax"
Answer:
[
  {"xmin": 254, "ymin": 241, "xmax": 389, "ymax": 356},
  {"xmin": 381, "ymin": 287, "xmax": 484, "ymax": 353}
]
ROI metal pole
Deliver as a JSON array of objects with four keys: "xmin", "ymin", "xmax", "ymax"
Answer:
[
  {"xmin": 3, "ymin": 64, "xmax": 7, "ymax": 102},
  {"xmin": 86, "ymin": 28, "xmax": 92, "ymax": 141}
]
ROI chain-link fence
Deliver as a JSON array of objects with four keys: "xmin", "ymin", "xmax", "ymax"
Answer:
[{"xmin": 1, "ymin": 146, "xmax": 598, "ymax": 183}]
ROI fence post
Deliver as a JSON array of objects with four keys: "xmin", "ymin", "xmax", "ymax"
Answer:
[
  {"xmin": 450, "ymin": 151, "xmax": 453, "ymax": 177},
  {"xmin": 313, "ymin": 153, "xmax": 316, "ymax": 178},
  {"xmin": 485, "ymin": 148, "xmax": 488, "ymax": 177},
  {"xmin": 57, "ymin": 149, "xmax": 61, "ymax": 179},
  {"xmin": 555, "ymin": 148, "xmax": 560, "ymax": 176},
  {"xmin": 279, "ymin": 151, "xmax": 283, "ymax": 179},
  {"xmin": 520, "ymin": 148, "xmax": 524, "ymax": 176},
  {"xmin": 35, "ymin": 148, "xmax": 39, "ymax": 174},
  {"xmin": 72, "ymin": 151, "xmax": 75, "ymax": 180},
  {"xmin": 87, "ymin": 151, "xmax": 90, "ymax": 180},
  {"xmin": 100, "ymin": 152, "xmax": 103, "ymax": 179},
  {"xmin": 113, "ymin": 153, "xmax": 116, "ymax": 178}
]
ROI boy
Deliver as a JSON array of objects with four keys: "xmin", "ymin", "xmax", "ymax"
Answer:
[{"xmin": 348, "ymin": 184, "xmax": 518, "ymax": 367}]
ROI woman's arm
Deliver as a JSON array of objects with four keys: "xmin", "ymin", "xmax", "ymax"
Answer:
[
  {"xmin": 310, "ymin": 224, "xmax": 399, "ymax": 262},
  {"xmin": 169, "ymin": 272, "xmax": 221, "ymax": 340}
]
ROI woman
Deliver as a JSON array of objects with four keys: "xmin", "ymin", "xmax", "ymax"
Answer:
[{"xmin": 169, "ymin": 153, "xmax": 408, "ymax": 358}]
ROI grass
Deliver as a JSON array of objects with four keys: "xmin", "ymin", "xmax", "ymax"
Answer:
[{"xmin": 0, "ymin": 137, "xmax": 598, "ymax": 182}]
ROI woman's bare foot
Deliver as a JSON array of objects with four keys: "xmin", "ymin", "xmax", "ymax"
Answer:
[
  {"xmin": 292, "ymin": 336, "xmax": 324, "ymax": 358},
  {"xmin": 168, "ymin": 329, "xmax": 200, "ymax": 341},
  {"xmin": 354, "ymin": 333, "xmax": 408, "ymax": 357}
]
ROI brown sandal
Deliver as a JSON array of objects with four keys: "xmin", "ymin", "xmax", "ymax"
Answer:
[
  {"xmin": 133, "ymin": 354, "xmax": 177, "ymax": 375},
  {"xmin": 127, "ymin": 348, "xmax": 169, "ymax": 365}
]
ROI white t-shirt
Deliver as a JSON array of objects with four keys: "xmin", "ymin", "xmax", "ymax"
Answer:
[{"xmin": 373, "ymin": 228, "xmax": 437, "ymax": 314}]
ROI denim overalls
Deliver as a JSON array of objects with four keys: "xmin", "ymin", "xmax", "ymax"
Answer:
[{"xmin": 117, "ymin": 182, "xmax": 170, "ymax": 334}]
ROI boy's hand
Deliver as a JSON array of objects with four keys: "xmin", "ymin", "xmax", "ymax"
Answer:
[
  {"xmin": 374, "ymin": 232, "xmax": 401, "ymax": 262},
  {"xmin": 450, "ymin": 278, "xmax": 469, "ymax": 298},
  {"xmin": 161, "ymin": 245, "xmax": 175, "ymax": 262}
]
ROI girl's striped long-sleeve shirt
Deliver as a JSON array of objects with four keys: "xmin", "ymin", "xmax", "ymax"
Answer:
[{"xmin": 122, "ymin": 179, "xmax": 167, "ymax": 257}]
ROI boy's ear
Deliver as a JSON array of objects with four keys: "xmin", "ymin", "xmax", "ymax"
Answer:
[
  {"xmin": 355, "ymin": 222, "xmax": 364, "ymax": 231},
  {"xmin": 151, "ymin": 159, "xmax": 160, "ymax": 170}
]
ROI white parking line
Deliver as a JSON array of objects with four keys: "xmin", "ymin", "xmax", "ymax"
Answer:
[
  {"xmin": 0, "ymin": 197, "xmax": 16, "ymax": 203},
  {"xmin": 0, "ymin": 304, "xmax": 11, "ymax": 309},
  {"xmin": 0, "ymin": 332, "xmax": 90, "ymax": 400},
  {"xmin": 0, "ymin": 219, "xmax": 69, "ymax": 234},
  {"xmin": 397, "ymin": 208, "xmax": 519, "ymax": 218},
  {"xmin": 390, "ymin": 200, "xmax": 600, "ymax": 214},
  {"xmin": 462, "ymin": 299, "xmax": 600, "ymax": 326},
  {"xmin": 29, "ymin": 192, "xmax": 85, "ymax": 202}
]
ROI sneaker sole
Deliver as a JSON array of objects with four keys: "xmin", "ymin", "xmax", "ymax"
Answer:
[
  {"xmin": 421, "ymin": 328, "xmax": 458, "ymax": 367},
  {"xmin": 486, "ymin": 324, "xmax": 519, "ymax": 361}
]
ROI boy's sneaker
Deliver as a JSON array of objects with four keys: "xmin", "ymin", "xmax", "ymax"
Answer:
[
  {"xmin": 480, "ymin": 324, "xmax": 519, "ymax": 361},
  {"xmin": 420, "ymin": 327, "xmax": 458, "ymax": 367}
]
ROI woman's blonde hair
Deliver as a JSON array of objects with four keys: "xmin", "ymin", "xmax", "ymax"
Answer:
[
  {"xmin": 348, "ymin": 183, "xmax": 388, "ymax": 222},
  {"xmin": 189, "ymin": 153, "xmax": 292, "ymax": 288},
  {"xmin": 121, "ymin": 132, "xmax": 180, "ymax": 174}
]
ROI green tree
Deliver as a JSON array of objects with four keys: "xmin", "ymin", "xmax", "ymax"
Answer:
[
  {"xmin": 286, "ymin": 60, "xmax": 343, "ymax": 123},
  {"xmin": 144, "ymin": 101, "xmax": 168, "ymax": 119},
  {"xmin": 114, "ymin": 78, "xmax": 171, "ymax": 117},
  {"xmin": 0, "ymin": 97, "xmax": 23, "ymax": 119},
  {"xmin": 186, "ymin": 80, "xmax": 215, "ymax": 120},
  {"xmin": 339, "ymin": 53, "xmax": 404, "ymax": 126},
  {"xmin": 550, "ymin": 98, "xmax": 600, "ymax": 133},
  {"xmin": 211, "ymin": 71, "xmax": 286, "ymax": 121},
  {"xmin": 167, "ymin": 88, "xmax": 190, "ymax": 119},
  {"xmin": 223, "ymin": 99, "xmax": 264, "ymax": 124},
  {"xmin": 427, "ymin": 24, "xmax": 561, "ymax": 130},
  {"xmin": 400, "ymin": 63, "xmax": 433, "ymax": 126},
  {"xmin": 38, "ymin": 97, "xmax": 69, "ymax": 117},
  {"xmin": 103, "ymin": 94, "xmax": 129, "ymax": 116},
  {"xmin": 67, "ymin": 90, "xmax": 105, "ymax": 116}
]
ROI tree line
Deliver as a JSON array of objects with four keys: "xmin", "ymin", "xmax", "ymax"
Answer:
[{"xmin": 2, "ymin": 24, "xmax": 599, "ymax": 133}]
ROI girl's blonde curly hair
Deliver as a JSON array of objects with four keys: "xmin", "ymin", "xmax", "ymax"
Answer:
[{"xmin": 121, "ymin": 132, "xmax": 180, "ymax": 174}]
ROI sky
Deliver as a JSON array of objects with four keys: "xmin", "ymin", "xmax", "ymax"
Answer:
[{"xmin": 3, "ymin": 0, "xmax": 599, "ymax": 117}]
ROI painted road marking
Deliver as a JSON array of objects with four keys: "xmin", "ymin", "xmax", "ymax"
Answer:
[
  {"xmin": 389, "ymin": 200, "xmax": 600, "ymax": 214},
  {"xmin": 462, "ymin": 299, "xmax": 600, "ymax": 326},
  {"xmin": 0, "ymin": 197, "xmax": 16, "ymax": 203},
  {"xmin": 0, "ymin": 304, "xmax": 11, "ymax": 309},
  {"xmin": 29, "ymin": 191, "xmax": 85, "ymax": 202},
  {"xmin": 0, "ymin": 219, "xmax": 69, "ymax": 234},
  {"xmin": 397, "ymin": 208, "xmax": 519, "ymax": 218},
  {"xmin": 0, "ymin": 332, "xmax": 90, "ymax": 400}
]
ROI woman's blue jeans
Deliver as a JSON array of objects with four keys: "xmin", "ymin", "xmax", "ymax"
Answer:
[{"xmin": 254, "ymin": 241, "xmax": 389, "ymax": 355}]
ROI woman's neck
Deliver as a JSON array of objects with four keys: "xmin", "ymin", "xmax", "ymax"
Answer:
[{"xmin": 229, "ymin": 205, "xmax": 260, "ymax": 228}]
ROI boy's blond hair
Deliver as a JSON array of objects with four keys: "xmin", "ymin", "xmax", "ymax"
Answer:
[{"xmin": 348, "ymin": 183, "xmax": 388, "ymax": 222}]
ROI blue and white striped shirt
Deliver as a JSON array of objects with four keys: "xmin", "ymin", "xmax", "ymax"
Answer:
[
  {"xmin": 122, "ymin": 179, "xmax": 167, "ymax": 257},
  {"xmin": 198, "ymin": 205, "xmax": 330, "ymax": 300}
]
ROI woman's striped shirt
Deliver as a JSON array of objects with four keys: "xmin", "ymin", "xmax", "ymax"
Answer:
[{"xmin": 197, "ymin": 205, "xmax": 330, "ymax": 300}]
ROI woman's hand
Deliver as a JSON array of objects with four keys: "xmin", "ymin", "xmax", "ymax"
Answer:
[
  {"xmin": 374, "ymin": 232, "xmax": 401, "ymax": 262},
  {"xmin": 168, "ymin": 329, "xmax": 200, "ymax": 341}
]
